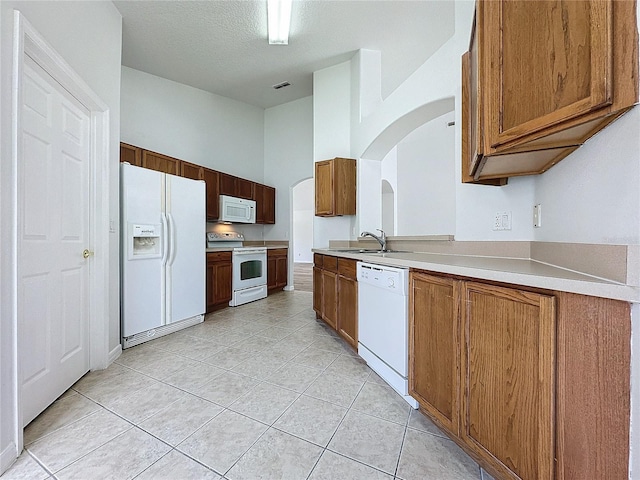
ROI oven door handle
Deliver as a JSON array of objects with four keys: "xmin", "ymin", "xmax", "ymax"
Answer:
[{"xmin": 233, "ymin": 249, "xmax": 266, "ymax": 255}]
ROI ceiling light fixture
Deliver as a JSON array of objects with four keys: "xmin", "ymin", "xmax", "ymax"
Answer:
[{"xmin": 267, "ymin": 0, "xmax": 292, "ymax": 45}]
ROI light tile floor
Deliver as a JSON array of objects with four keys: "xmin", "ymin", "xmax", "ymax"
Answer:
[{"xmin": 2, "ymin": 291, "xmax": 491, "ymax": 480}]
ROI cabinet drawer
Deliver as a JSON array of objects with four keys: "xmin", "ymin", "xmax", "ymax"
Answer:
[
  {"xmin": 314, "ymin": 254, "xmax": 324, "ymax": 267},
  {"xmin": 268, "ymin": 248, "xmax": 288, "ymax": 258},
  {"xmin": 207, "ymin": 251, "xmax": 232, "ymax": 263},
  {"xmin": 323, "ymin": 255, "xmax": 338, "ymax": 273},
  {"xmin": 338, "ymin": 258, "xmax": 357, "ymax": 280}
]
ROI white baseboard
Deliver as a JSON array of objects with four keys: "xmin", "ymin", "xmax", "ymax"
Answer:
[
  {"xmin": 283, "ymin": 285, "xmax": 294, "ymax": 291},
  {"xmin": 0, "ymin": 442, "xmax": 18, "ymax": 476},
  {"xmin": 108, "ymin": 344, "xmax": 122, "ymax": 365}
]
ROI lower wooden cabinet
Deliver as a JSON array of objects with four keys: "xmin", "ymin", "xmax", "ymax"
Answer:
[
  {"xmin": 409, "ymin": 272, "xmax": 459, "ymax": 436},
  {"xmin": 460, "ymin": 282, "xmax": 556, "ymax": 480},
  {"xmin": 409, "ymin": 269, "xmax": 631, "ymax": 480},
  {"xmin": 321, "ymin": 269, "xmax": 338, "ymax": 329},
  {"xmin": 337, "ymin": 258, "xmax": 357, "ymax": 349},
  {"xmin": 267, "ymin": 248, "xmax": 288, "ymax": 292},
  {"xmin": 206, "ymin": 252, "xmax": 232, "ymax": 312},
  {"xmin": 313, "ymin": 254, "xmax": 358, "ymax": 350},
  {"xmin": 313, "ymin": 255, "xmax": 323, "ymax": 315}
]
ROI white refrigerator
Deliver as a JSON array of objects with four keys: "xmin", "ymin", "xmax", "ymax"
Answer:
[{"xmin": 121, "ymin": 163, "xmax": 205, "ymax": 348}]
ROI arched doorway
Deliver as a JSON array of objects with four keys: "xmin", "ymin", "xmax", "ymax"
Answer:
[{"xmin": 291, "ymin": 178, "xmax": 314, "ymax": 291}]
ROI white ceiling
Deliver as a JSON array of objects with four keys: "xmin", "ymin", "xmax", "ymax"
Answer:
[{"xmin": 114, "ymin": 1, "xmax": 455, "ymax": 109}]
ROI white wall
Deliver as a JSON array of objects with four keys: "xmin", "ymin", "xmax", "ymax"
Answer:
[
  {"xmin": 396, "ymin": 110, "xmax": 456, "ymax": 236},
  {"xmin": 357, "ymin": 158, "xmax": 382, "ymax": 234},
  {"xmin": 532, "ymin": 108, "xmax": 640, "ymax": 244},
  {"xmin": 313, "ymin": 61, "xmax": 355, "ymax": 247},
  {"xmin": 292, "ymin": 179, "xmax": 314, "ymax": 263},
  {"xmin": 121, "ymin": 67, "xmax": 265, "ymax": 183},
  {"xmin": 0, "ymin": 0, "xmax": 122, "ymax": 471},
  {"xmin": 381, "ymin": 148, "xmax": 398, "ymax": 234},
  {"xmin": 263, "ymin": 96, "xmax": 314, "ymax": 243}
]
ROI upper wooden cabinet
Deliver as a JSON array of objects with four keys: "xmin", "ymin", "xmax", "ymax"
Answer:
[
  {"xmin": 120, "ymin": 143, "xmax": 142, "ymax": 166},
  {"xmin": 463, "ymin": 0, "xmax": 638, "ymax": 184},
  {"xmin": 315, "ymin": 158, "xmax": 356, "ymax": 216},
  {"xmin": 219, "ymin": 172, "xmax": 236, "ymax": 197},
  {"xmin": 253, "ymin": 184, "xmax": 276, "ymax": 225},
  {"xmin": 220, "ymin": 173, "xmax": 254, "ymax": 200},
  {"xmin": 202, "ymin": 168, "xmax": 220, "ymax": 222},
  {"xmin": 181, "ymin": 161, "xmax": 203, "ymax": 181},
  {"xmin": 142, "ymin": 150, "xmax": 181, "ymax": 175},
  {"xmin": 236, "ymin": 177, "xmax": 254, "ymax": 200}
]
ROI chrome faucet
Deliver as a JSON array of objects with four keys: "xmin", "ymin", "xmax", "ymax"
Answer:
[{"xmin": 360, "ymin": 229, "xmax": 387, "ymax": 252}]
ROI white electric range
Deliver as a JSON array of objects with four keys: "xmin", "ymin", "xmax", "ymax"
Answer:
[{"xmin": 207, "ymin": 232, "xmax": 267, "ymax": 306}]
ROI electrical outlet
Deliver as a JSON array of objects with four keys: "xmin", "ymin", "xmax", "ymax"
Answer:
[
  {"xmin": 493, "ymin": 211, "xmax": 512, "ymax": 231},
  {"xmin": 533, "ymin": 204, "xmax": 542, "ymax": 227},
  {"xmin": 493, "ymin": 212, "xmax": 503, "ymax": 231}
]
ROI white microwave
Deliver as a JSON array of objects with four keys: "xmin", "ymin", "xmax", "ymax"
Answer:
[{"xmin": 219, "ymin": 195, "xmax": 256, "ymax": 223}]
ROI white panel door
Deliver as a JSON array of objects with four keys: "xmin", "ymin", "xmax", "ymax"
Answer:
[
  {"xmin": 165, "ymin": 174, "xmax": 205, "ymax": 324},
  {"xmin": 19, "ymin": 55, "xmax": 91, "ymax": 426}
]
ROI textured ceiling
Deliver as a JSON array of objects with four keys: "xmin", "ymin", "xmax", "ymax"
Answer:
[{"xmin": 114, "ymin": 1, "xmax": 455, "ymax": 109}]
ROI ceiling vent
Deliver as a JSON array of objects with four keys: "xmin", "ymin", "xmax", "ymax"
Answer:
[{"xmin": 272, "ymin": 81, "xmax": 291, "ymax": 90}]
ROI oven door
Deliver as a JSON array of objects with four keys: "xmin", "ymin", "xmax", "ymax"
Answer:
[{"xmin": 232, "ymin": 250, "xmax": 267, "ymax": 290}]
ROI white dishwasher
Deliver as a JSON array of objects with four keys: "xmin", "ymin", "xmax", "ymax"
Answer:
[{"xmin": 357, "ymin": 262, "xmax": 418, "ymax": 408}]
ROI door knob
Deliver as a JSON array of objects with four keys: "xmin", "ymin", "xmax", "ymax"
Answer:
[{"xmin": 82, "ymin": 249, "xmax": 94, "ymax": 259}]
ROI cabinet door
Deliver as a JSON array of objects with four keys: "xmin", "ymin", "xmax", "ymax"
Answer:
[
  {"xmin": 181, "ymin": 161, "xmax": 203, "ymax": 180},
  {"xmin": 267, "ymin": 255, "xmax": 277, "ymax": 290},
  {"xmin": 142, "ymin": 151, "xmax": 180, "ymax": 175},
  {"xmin": 315, "ymin": 160, "xmax": 334, "ymax": 216},
  {"xmin": 254, "ymin": 184, "xmax": 265, "ymax": 224},
  {"xmin": 409, "ymin": 272, "xmax": 460, "ymax": 435},
  {"xmin": 203, "ymin": 168, "xmax": 220, "ymax": 222},
  {"xmin": 206, "ymin": 260, "xmax": 215, "ymax": 313},
  {"xmin": 219, "ymin": 173, "xmax": 236, "ymax": 197},
  {"xmin": 120, "ymin": 143, "xmax": 141, "ymax": 166},
  {"xmin": 213, "ymin": 262, "xmax": 232, "ymax": 306},
  {"xmin": 485, "ymin": 0, "xmax": 613, "ymax": 150},
  {"xmin": 337, "ymin": 275, "xmax": 357, "ymax": 349},
  {"xmin": 236, "ymin": 178, "xmax": 254, "ymax": 200},
  {"xmin": 276, "ymin": 256, "xmax": 288, "ymax": 288},
  {"xmin": 321, "ymin": 270, "xmax": 337, "ymax": 329},
  {"xmin": 461, "ymin": 282, "xmax": 555, "ymax": 480},
  {"xmin": 263, "ymin": 186, "xmax": 276, "ymax": 224},
  {"xmin": 313, "ymin": 265, "xmax": 323, "ymax": 317}
]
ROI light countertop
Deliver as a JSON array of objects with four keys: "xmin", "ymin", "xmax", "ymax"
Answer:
[{"xmin": 314, "ymin": 248, "xmax": 639, "ymax": 303}]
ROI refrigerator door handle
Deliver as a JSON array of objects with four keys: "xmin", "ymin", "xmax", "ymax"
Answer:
[
  {"xmin": 161, "ymin": 212, "xmax": 169, "ymax": 266},
  {"xmin": 167, "ymin": 213, "xmax": 178, "ymax": 266}
]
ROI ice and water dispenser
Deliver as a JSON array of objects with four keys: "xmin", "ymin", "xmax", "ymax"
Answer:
[{"xmin": 129, "ymin": 224, "xmax": 161, "ymax": 259}]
